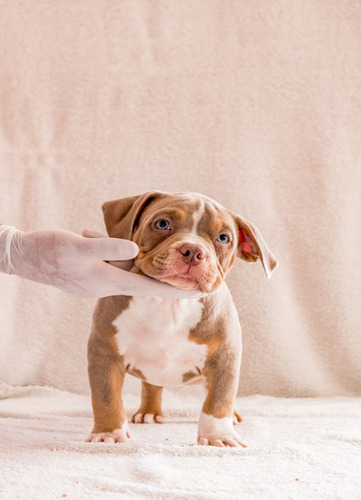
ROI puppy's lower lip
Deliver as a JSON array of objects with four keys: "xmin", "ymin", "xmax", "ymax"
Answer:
[
  {"xmin": 158, "ymin": 274, "xmax": 200, "ymax": 288},
  {"xmin": 166, "ymin": 274, "xmax": 197, "ymax": 282}
]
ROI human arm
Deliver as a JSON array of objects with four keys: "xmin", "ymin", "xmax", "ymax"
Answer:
[{"xmin": 0, "ymin": 225, "xmax": 200, "ymax": 299}]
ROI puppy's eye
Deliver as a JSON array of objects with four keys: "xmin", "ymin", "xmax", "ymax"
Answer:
[
  {"xmin": 154, "ymin": 219, "xmax": 171, "ymax": 230},
  {"xmin": 216, "ymin": 234, "xmax": 230, "ymax": 244}
]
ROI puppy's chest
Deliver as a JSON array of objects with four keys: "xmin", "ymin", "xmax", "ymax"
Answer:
[{"xmin": 112, "ymin": 297, "xmax": 206, "ymax": 386}]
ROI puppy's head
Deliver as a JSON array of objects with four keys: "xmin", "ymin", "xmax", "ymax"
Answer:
[{"xmin": 102, "ymin": 191, "xmax": 278, "ymax": 294}]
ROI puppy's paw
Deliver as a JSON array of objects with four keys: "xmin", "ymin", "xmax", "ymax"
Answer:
[
  {"xmin": 197, "ymin": 431, "xmax": 247, "ymax": 448},
  {"xmin": 86, "ymin": 427, "xmax": 131, "ymax": 444},
  {"xmin": 132, "ymin": 412, "xmax": 164, "ymax": 424},
  {"xmin": 198, "ymin": 412, "xmax": 247, "ymax": 448}
]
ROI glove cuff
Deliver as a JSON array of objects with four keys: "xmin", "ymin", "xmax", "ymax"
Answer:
[{"xmin": 0, "ymin": 225, "xmax": 22, "ymax": 274}]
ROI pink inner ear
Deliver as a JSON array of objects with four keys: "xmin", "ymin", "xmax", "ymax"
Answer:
[{"xmin": 239, "ymin": 228, "xmax": 252, "ymax": 255}]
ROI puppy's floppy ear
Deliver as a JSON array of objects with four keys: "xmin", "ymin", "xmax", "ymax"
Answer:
[
  {"xmin": 234, "ymin": 215, "xmax": 278, "ymax": 279},
  {"xmin": 102, "ymin": 191, "xmax": 165, "ymax": 239}
]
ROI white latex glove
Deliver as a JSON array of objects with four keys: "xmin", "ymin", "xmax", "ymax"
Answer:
[{"xmin": 0, "ymin": 225, "xmax": 201, "ymax": 299}]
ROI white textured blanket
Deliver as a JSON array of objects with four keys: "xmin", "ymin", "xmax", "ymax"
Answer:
[{"xmin": 1, "ymin": 384, "xmax": 361, "ymax": 499}]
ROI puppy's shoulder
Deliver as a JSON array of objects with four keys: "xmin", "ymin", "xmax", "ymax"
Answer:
[{"xmin": 92, "ymin": 295, "xmax": 133, "ymax": 334}]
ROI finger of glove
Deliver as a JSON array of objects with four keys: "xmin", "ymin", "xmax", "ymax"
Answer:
[
  {"xmin": 82, "ymin": 230, "xmax": 135, "ymax": 270},
  {"xmin": 81, "ymin": 231, "xmax": 138, "ymax": 263},
  {"xmin": 80, "ymin": 236, "xmax": 139, "ymax": 261}
]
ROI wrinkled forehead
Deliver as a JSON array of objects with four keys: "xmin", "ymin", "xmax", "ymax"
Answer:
[{"xmin": 138, "ymin": 193, "xmax": 236, "ymax": 233}]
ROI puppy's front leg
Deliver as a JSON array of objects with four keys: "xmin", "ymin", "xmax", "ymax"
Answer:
[
  {"xmin": 87, "ymin": 338, "xmax": 130, "ymax": 443},
  {"xmin": 198, "ymin": 352, "xmax": 246, "ymax": 448}
]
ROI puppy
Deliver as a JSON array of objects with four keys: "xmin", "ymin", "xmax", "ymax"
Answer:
[{"xmin": 87, "ymin": 192, "xmax": 278, "ymax": 447}]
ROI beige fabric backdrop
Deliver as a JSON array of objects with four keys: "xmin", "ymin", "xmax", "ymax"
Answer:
[{"xmin": 1, "ymin": 0, "xmax": 360, "ymax": 397}]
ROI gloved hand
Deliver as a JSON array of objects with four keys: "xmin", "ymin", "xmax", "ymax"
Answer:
[{"xmin": 0, "ymin": 225, "xmax": 201, "ymax": 299}]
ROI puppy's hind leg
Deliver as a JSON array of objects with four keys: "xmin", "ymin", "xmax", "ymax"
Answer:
[
  {"xmin": 132, "ymin": 381, "xmax": 164, "ymax": 424},
  {"xmin": 234, "ymin": 410, "xmax": 242, "ymax": 424}
]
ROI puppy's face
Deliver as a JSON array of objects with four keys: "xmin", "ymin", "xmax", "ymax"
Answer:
[
  {"xmin": 131, "ymin": 194, "xmax": 241, "ymax": 293},
  {"xmin": 102, "ymin": 192, "xmax": 278, "ymax": 295}
]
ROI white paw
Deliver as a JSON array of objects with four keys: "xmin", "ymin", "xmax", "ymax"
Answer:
[
  {"xmin": 197, "ymin": 431, "xmax": 247, "ymax": 448},
  {"xmin": 86, "ymin": 426, "xmax": 131, "ymax": 444},
  {"xmin": 198, "ymin": 412, "xmax": 247, "ymax": 448},
  {"xmin": 133, "ymin": 412, "xmax": 164, "ymax": 424}
]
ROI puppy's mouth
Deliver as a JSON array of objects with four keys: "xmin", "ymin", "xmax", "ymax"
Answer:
[
  {"xmin": 158, "ymin": 273, "xmax": 200, "ymax": 290},
  {"xmin": 134, "ymin": 264, "xmax": 201, "ymax": 290},
  {"xmin": 135, "ymin": 263, "xmax": 218, "ymax": 294}
]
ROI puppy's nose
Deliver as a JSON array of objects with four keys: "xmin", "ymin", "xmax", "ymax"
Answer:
[{"xmin": 178, "ymin": 244, "xmax": 206, "ymax": 266}]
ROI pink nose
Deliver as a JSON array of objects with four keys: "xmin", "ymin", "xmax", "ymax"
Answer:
[{"xmin": 178, "ymin": 244, "xmax": 206, "ymax": 266}]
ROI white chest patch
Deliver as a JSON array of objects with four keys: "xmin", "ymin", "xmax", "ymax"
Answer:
[{"xmin": 112, "ymin": 297, "xmax": 206, "ymax": 386}]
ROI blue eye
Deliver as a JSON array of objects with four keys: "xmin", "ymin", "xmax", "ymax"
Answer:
[
  {"xmin": 216, "ymin": 234, "xmax": 230, "ymax": 244},
  {"xmin": 154, "ymin": 219, "xmax": 171, "ymax": 230}
]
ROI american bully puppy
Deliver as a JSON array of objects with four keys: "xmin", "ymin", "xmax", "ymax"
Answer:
[{"xmin": 87, "ymin": 191, "xmax": 278, "ymax": 447}]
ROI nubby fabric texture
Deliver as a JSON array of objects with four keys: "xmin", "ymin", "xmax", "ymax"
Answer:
[{"xmin": 1, "ymin": 383, "xmax": 361, "ymax": 499}]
